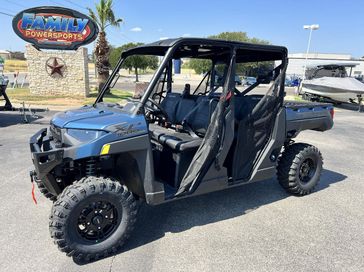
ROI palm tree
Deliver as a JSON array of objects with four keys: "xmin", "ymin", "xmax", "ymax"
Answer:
[{"xmin": 87, "ymin": 0, "xmax": 122, "ymax": 91}]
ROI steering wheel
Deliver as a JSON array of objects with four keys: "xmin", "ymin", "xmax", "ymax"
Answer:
[{"xmin": 145, "ymin": 98, "xmax": 169, "ymax": 122}]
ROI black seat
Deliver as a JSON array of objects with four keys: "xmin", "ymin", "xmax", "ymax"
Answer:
[
  {"xmin": 150, "ymin": 95, "xmax": 218, "ymax": 149},
  {"xmin": 160, "ymin": 92, "xmax": 181, "ymax": 123},
  {"xmin": 160, "ymin": 132, "xmax": 202, "ymax": 152},
  {"xmin": 183, "ymin": 96, "xmax": 219, "ymax": 136},
  {"xmin": 175, "ymin": 98, "xmax": 196, "ymax": 124},
  {"xmin": 149, "ymin": 124, "xmax": 201, "ymax": 152},
  {"xmin": 150, "ymin": 92, "xmax": 182, "ymax": 141},
  {"xmin": 151, "ymin": 90, "xmax": 195, "ymax": 141},
  {"xmin": 150, "ymin": 84, "xmax": 220, "ymax": 153},
  {"xmin": 173, "ymin": 84, "xmax": 196, "ymax": 124}
]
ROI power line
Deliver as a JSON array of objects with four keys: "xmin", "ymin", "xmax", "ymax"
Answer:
[
  {"xmin": 63, "ymin": 0, "xmax": 88, "ymax": 11},
  {"xmin": 0, "ymin": 10, "xmax": 14, "ymax": 17},
  {"xmin": 4, "ymin": 0, "xmax": 27, "ymax": 8}
]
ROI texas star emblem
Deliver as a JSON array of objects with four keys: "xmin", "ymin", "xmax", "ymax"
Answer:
[{"xmin": 46, "ymin": 57, "xmax": 66, "ymax": 77}]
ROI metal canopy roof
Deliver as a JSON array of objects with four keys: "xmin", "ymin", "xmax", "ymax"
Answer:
[{"xmin": 122, "ymin": 37, "xmax": 287, "ymax": 62}]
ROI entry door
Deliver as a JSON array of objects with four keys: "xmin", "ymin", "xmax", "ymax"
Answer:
[
  {"xmin": 175, "ymin": 52, "xmax": 236, "ymax": 196},
  {"xmin": 232, "ymin": 73, "xmax": 284, "ymax": 181}
]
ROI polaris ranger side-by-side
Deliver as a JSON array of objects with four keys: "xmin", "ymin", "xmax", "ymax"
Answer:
[{"xmin": 29, "ymin": 38, "xmax": 334, "ymax": 261}]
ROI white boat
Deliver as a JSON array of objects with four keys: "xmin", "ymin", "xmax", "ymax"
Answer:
[{"xmin": 300, "ymin": 63, "xmax": 364, "ymax": 103}]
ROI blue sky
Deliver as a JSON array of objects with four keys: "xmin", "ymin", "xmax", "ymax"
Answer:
[{"xmin": 0, "ymin": 0, "xmax": 363, "ymax": 57}]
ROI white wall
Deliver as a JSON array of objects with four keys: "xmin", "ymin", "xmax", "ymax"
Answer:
[{"xmin": 277, "ymin": 53, "xmax": 364, "ymax": 78}]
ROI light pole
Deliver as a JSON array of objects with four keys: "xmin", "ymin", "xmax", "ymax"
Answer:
[{"xmin": 303, "ymin": 24, "xmax": 319, "ymax": 79}]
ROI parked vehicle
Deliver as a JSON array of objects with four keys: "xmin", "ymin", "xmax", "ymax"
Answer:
[
  {"xmin": 29, "ymin": 38, "xmax": 334, "ymax": 261},
  {"xmin": 285, "ymin": 77, "xmax": 301, "ymax": 87},
  {"xmin": 285, "ymin": 79, "xmax": 293, "ymax": 87},
  {"xmin": 235, "ymin": 75, "xmax": 242, "ymax": 85},
  {"xmin": 217, "ymin": 74, "xmax": 241, "ymax": 85},
  {"xmin": 291, "ymin": 78, "xmax": 301, "ymax": 87},
  {"xmin": 243, "ymin": 76, "xmax": 257, "ymax": 86}
]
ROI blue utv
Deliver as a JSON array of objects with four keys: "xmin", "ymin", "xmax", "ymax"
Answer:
[{"xmin": 29, "ymin": 38, "xmax": 334, "ymax": 262}]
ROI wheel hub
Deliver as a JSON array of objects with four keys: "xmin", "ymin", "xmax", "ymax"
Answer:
[
  {"xmin": 299, "ymin": 158, "xmax": 316, "ymax": 183},
  {"xmin": 301, "ymin": 163, "xmax": 310, "ymax": 176},
  {"xmin": 77, "ymin": 200, "xmax": 119, "ymax": 242},
  {"xmin": 92, "ymin": 214, "xmax": 104, "ymax": 226}
]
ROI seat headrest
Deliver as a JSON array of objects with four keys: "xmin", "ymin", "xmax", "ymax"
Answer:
[{"xmin": 182, "ymin": 84, "xmax": 191, "ymax": 98}]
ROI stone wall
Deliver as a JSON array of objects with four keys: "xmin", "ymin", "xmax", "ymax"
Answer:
[{"xmin": 25, "ymin": 45, "xmax": 89, "ymax": 97}]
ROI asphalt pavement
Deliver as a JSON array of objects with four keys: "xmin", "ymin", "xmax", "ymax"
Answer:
[{"xmin": 0, "ymin": 106, "xmax": 363, "ymax": 272}]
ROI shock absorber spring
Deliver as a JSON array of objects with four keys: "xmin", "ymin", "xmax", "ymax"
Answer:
[{"xmin": 85, "ymin": 158, "xmax": 97, "ymax": 176}]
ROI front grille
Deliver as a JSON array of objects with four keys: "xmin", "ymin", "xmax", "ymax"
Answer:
[{"xmin": 50, "ymin": 124, "xmax": 62, "ymax": 143}]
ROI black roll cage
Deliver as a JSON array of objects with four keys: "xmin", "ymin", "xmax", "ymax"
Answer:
[{"xmin": 94, "ymin": 38, "xmax": 288, "ymax": 112}]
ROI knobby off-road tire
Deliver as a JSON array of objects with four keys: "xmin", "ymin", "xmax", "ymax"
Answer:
[
  {"xmin": 35, "ymin": 178, "xmax": 57, "ymax": 201},
  {"xmin": 49, "ymin": 176, "xmax": 138, "ymax": 262},
  {"xmin": 277, "ymin": 143, "xmax": 323, "ymax": 195}
]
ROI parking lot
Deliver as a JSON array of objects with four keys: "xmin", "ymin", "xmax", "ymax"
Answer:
[{"xmin": 0, "ymin": 106, "xmax": 363, "ymax": 272}]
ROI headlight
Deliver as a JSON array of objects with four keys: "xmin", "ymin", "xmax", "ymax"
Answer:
[{"xmin": 66, "ymin": 129, "xmax": 107, "ymax": 143}]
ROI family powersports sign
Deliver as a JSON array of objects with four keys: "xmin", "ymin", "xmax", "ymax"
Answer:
[{"xmin": 12, "ymin": 7, "xmax": 98, "ymax": 50}]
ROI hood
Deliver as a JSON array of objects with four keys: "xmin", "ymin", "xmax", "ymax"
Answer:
[{"xmin": 51, "ymin": 105, "xmax": 146, "ymax": 131}]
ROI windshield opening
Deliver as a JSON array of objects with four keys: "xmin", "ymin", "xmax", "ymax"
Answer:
[
  {"xmin": 94, "ymin": 53, "xmax": 160, "ymax": 107},
  {"xmin": 95, "ymin": 43, "xmax": 232, "ymax": 112}
]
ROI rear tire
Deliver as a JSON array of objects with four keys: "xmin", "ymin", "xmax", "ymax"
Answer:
[
  {"xmin": 49, "ymin": 176, "xmax": 138, "ymax": 262},
  {"xmin": 277, "ymin": 143, "xmax": 323, "ymax": 195}
]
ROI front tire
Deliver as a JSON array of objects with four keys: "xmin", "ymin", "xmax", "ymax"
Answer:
[
  {"xmin": 49, "ymin": 176, "xmax": 138, "ymax": 262},
  {"xmin": 277, "ymin": 143, "xmax": 323, "ymax": 195},
  {"xmin": 35, "ymin": 177, "xmax": 57, "ymax": 201}
]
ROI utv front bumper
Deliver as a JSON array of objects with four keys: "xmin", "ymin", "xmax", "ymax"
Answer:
[
  {"xmin": 30, "ymin": 128, "xmax": 64, "ymax": 179},
  {"xmin": 29, "ymin": 128, "xmax": 65, "ymax": 195}
]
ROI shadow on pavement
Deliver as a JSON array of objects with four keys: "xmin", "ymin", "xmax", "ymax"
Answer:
[
  {"xmin": 335, "ymin": 103, "xmax": 363, "ymax": 112},
  {"xmin": 74, "ymin": 168, "xmax": 347, "ymax": 265},
  {"xmin": 0, "ymin": 111, "xmax": 52, "ymax": 127}
]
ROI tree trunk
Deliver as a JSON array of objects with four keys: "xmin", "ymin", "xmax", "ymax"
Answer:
[
  {"xmin": 94, "ymin": 31, "xmax": 111, "ymax": 93},
  {"xmin": 135, "ymin": 67, "xmax": 139, "ymax": 82}
]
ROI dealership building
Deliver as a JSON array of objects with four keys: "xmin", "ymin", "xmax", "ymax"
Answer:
[{"xmin": 284, "ymin": 52, "xmax": 364, "ymax": 79}]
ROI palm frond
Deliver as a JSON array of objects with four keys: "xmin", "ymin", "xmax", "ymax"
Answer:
[
  {"xmin": 90, "ymin": 0, "xmax": 122, "ymax": 31},
  {"xmin": 87, "ymin": 7, "xmax": 101, "ymax": 28}
]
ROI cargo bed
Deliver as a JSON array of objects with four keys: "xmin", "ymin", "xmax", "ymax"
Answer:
[{"xmin": 284, "ymin": 101, "xmax": 334, "ymax": 138}]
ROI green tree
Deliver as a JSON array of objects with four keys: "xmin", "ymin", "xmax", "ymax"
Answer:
[
  {"xmin": 189, "ymin": 31, "xmax": 271, "ymax": 77},
  {"xmin": 188, "ymin": 59, "xmax": 212, "ymax": 74},
  {"xmin": 109, "ymin": 43, "xmax": 159, "ymax": 82},
  {"xmin": 87, "ymin": 0, "xmax": 123, "ymax": 92}
]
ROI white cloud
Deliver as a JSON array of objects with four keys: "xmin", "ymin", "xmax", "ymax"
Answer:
[
  {"xmin": 182, "ymin": 33, "xmax": 191, "ymax": 37},
  {"xmin": 159, "ymin": 37, "xmax": 169, "ymax": 40},
  {"xmin": 130, "ymin": 27, "xmax": 142, "ymax": 32}
]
